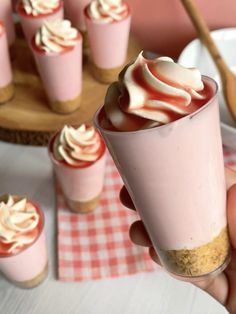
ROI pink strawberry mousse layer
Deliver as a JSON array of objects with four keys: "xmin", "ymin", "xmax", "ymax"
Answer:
[
  {"xmin": 94, "ymin": 54, "xmax": 226, "ymax": 250},
  {"xmin": 96, "ymin": 91, "xmax": 225, "ymax": 250},
  {"xmin": 32, "ymin": 42, "xmax": 82, "ymax": 102},
  {"xmin": 17, "ymin": 0, "xmax": 64, "ymax": 41},
  {"xmin": 0, "ymin": 197, "xmax": 47, "ymax": 282},
  {"xmin": 49, "ymin": 125, "xmax": 107, "ymax": 202},
  {"xmin": 84, "ymin": 3, "xmax": 131, "ymax": 69},
  {"xmin": 0, "ymin": 23, "xmax": 13, "ymax": 88},
  {"xmin": 0, "ymin": 0, "xmax": 15, "ymax": 45},
  {"xmin": 0, "ymin": 232, "xmax": 47, "ymax": 282},
  {"xmin": 31, "ymin": 20, "xmax": 82, "ymax": 103},
  {"xmin": 64, "ymin": 0, "xmax": 90, "ymax": 31}
]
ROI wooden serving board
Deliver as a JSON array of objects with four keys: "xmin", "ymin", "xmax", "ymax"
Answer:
[{"xmin": 0, "ymin": 26, "xmax": 141, "ymax": 146}]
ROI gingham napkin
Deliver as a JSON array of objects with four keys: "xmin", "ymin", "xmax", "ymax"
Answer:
[
  {"xmin": 56, "ymin": 153, "xmax": 157, "ymax": 281},
  {"xmin": 56, "ymin": 147, "xmax": 236, "ymax": 282}
]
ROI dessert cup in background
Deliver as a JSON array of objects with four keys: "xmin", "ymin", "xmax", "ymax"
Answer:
[
  {"xmin": 0, "ymin": 194, "xmax": 48, "ymax": 288},
  {"xmin": 94, "ymin": 53, "xmax": 230, "ymax": 280},
  {"xmin": 64, "ymin": 0, "xmax": 91, "ymax": 55},
  {"xmin": 17, "ymin": 0, "xmax": 64, "ymax": 42},
  {"xmin": 0, "ymin": 22, "xmax": 14, "ymax": 104},
  {"xmin": 48, "ymin": 124, "xmax": 106, "ymax": 213},
  {"xmin": 31, "ymin": 19, "xmax": 82, "ymax": 114},
  {"xmin": 84, "ymin": 0, "xmax": 131, "ymax": 84},
  {"xmin": 0, "ymin": 0, "xmax": 15, "ymax": 46}
]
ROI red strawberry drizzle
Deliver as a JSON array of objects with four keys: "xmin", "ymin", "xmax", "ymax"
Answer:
[
  {"xmin": 119, "ymin": 63, "xmax": 213, "ymax": 123},
  {"xmin": 17, "ymin": 1, "xmax": 63, "ymax": 18},
  {"xmin": 0, "ymin": 201, "xmax": 43, "ymax": 257},
  {"xmin": 50, "ymin": 129, "xmax": 106, "ymax": 169}
]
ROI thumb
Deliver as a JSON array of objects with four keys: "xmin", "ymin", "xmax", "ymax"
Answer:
[{"xmin": 227, "ymin": 184, "xmax": 236, "ymax": 250}]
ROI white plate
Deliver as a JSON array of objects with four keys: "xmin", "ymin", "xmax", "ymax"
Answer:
[{"xmin": 178, "ymin": 28, "xmax": 236, "ymax": 149}]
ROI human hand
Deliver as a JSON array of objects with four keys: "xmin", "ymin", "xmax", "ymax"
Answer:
[{"xmin": 120, "ymin": 167, "xmax": 236, "ymax": 314}]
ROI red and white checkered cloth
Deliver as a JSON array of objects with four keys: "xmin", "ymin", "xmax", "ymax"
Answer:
[
  {"xmin": 56, "ymin": 147, "xmax": 236, "ymax": 282},
  {"xmin": 56, "ymin": 153, "xmax": 157, "ymax": 282}
]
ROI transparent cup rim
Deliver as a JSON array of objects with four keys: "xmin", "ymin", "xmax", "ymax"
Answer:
[{"xmin": 93, "ymin": 75, "xmax": 218, "ymax": 136}]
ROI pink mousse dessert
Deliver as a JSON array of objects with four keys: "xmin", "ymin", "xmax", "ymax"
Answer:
[
  {"xmin": 49, "ymin": 124, "xmax": 106, "ymax": 213},
  {"xmin": 94, "ymin": 52, "xmax": 230, "ymax": 280},
  {"xmin": 17, "ymin": 0, "xmax": 64, "ymax": 41},
  {"xmin": 0, "ymin": 22, "xmax": 14, "ymax": 104},
  {"xmin": 0, "ymin": 0, "xmax": 15, "ymax": 46},
  {"xmin": 84, "ymin": 0, "xmax": 131, "ymax": 83},
  {"xmin": 0, "ymin": 194, "xmax": 48, "ymax": 288},
  {"xmin": 31, "ymin": 19, "xmax": 82, "ymax": 114},
  {"xmin": 64, "ymin": 0, "xmax": 91, "ymax": 53}
]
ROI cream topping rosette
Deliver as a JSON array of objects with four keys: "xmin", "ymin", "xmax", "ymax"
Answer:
[
  {"xmin": 53, "ymin": 124, "xmax": 102, "ymax": 166},
  {"xmin": 0, "ymin": 195, "xmax": 40, "ymax": 254},
  {"xmin": 35, "ymin": 19, "xmax": 79, "ymax": 53},
  {"xmin": 104, "ymin": 52, "xmax": 206, "ymax": 131},
  {"xmin": 22, "ymin": 0, "xmax": 60, "ymax": 16},
  {"xmin": 88, "ymin": 0, "xmax": 129, "ymax": 23}
]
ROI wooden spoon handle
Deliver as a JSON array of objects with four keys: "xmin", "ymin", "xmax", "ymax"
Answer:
[{"xmin": 180, "ymin": 0, "xmax": 229, "ymax": 76}]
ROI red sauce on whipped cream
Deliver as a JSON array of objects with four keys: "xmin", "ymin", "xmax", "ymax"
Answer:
[
  {"xmin": 102, "ymin": 52, "xmax": 214, "ymax": 132},
  {"xmin": 31, "ymin": 33, "xmax": 81, "ymax": 55},
  {"xmin": 120, "ymin": 71, "xmax": 213, "ymax": 124},
  {"xmin": 49, "ymin": 125, "xmax": 106, "ymax": 169},
  {"xmin": 32, "ymin": 19, "xmax": 81, "ymax": 55},
  {"xmin": 84, "ymin": 0, "xmax": 130, "ymax": 23},
  {"xmin": 101, "ymin": 80, "xmax": 213, "ymax": 132},
  {"xmin": 0, "ymin": 200, "xmax": 43, "ymax": 257},
  {"xmin": 17, "ymin": 0, "xmax": 63, "ymax": 18}
]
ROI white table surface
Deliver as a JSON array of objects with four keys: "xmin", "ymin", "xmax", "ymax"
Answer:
[{"xmin": 0, "ymin": 141, "xmax": 228, "ymax": 314}]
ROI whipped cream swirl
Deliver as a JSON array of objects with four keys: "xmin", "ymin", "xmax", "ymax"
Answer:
[
  {"xmin": 0, "ymin": 195, "xmax": 40, "ymax": 254},
  {"xmin": 104, "ymin": 52, "xmax": 206, "ymax": 131},
  {"xmin": 87, "ymin": 0, "xmax": 129, "ymax": 23},
  {"xmin": 22, "ymin": 0, "xmax": 60, "ymax": 16},
  {"xmin": 35, "ymin": 20, "xmax": 79, "ymax": 53},
  {"xmin": 53, "ymin": 125, "xmax": 102, "ymax": 166}
]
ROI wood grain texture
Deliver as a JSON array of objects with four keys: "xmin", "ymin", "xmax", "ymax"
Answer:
[{"xmin": 0, "ymin": 25, "xmax": 141, "ymax": 146}]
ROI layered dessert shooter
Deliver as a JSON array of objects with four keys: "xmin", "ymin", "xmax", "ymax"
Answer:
[
  {"xmin": 17, "ymin": 0, "xmax": 64, "ymax": 41},
  {"xmin": 0, "ymin": 0, "xmax": 15, "ymax": 46},
  {"xmin": 31, "ymin": 19, "xmax": 82, "ymax": 114},
  {"xmin": 64, "ymin": 0, "xmax": 91, "ymax": 54},
  {"xmin": 94, "ymin": 52, "xmax": 230, "ymax": 279},
  {"xmin": 84, "ymin": 0, "xmax": 131, "ymax": 84},
  {"xmin": 0, "ymin": 194, "xmax": 48, "ymax": 288},
  {"xmin": 48, "ymin": 124, "xmax": 106, "ymax": 213},
  {"xmin": 0, "ymin": 22, "xmax": 14, "ymax": 104}
]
